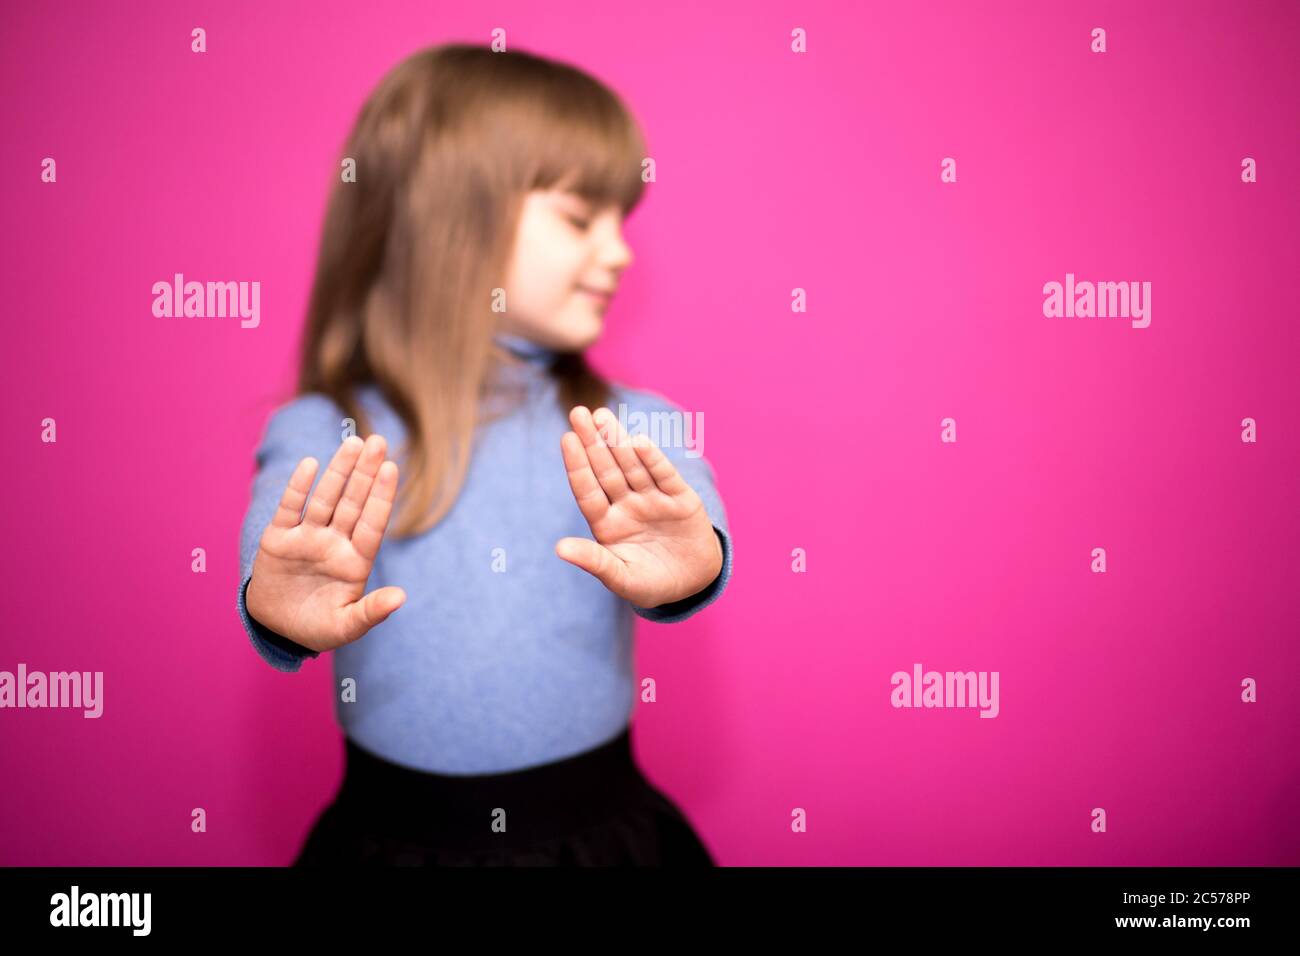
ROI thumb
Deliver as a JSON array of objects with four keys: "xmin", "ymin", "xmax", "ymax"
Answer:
[
  {"xmin": 345, "ymin": 586, "xmax": 407, "ymax": 641},
  {"xmin": 555, "ymin": 537, "xmax": 626, "ymax": 594}
]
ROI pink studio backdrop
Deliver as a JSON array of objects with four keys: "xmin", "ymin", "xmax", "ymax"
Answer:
[{"xmin": 2, "ymin": 0, "xmax": 1297, "ymax": 866}]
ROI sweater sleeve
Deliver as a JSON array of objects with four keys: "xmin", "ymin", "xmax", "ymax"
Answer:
[
  {"xmin": 621, "ymin": 391, "xmax": 734, "ymax": 624},
  {"xmin": 236, "ymin": 394, "xmax": 347, "ymax": 672}
]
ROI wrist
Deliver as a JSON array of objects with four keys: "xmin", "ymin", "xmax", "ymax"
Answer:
[
  {"xmin": 245, "ymin": 572, "xmax": 265, "ymax": 626},
  {"xmin": 662, "ymin": 528, "xmax": 725, "ymax": 605}
]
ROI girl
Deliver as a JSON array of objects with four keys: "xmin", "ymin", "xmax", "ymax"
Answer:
[{"xmin": 236, "ymin": 43, "xmax": 733, "ymax": 866}]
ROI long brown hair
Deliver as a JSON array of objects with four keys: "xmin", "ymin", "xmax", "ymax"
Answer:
[{"xmin": 295, "ymin": 43, "xmax": 648, "ymax": 538}]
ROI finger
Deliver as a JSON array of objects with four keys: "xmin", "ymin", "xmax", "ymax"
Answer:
[
  {"xmin": 560, "ymin": 430, "xmax": 610, "ymax": 525},
  {"xmin": 569, "ymin": 405, "xmax": 629, "ymax": 501},
  {"xmin": 592, "ymin": 407, "xmax": 655, "ymax": 493},
  {"xmin": 330, "ymin": 434, "xmax": 388, "ymax": 539},
  {"xmin": 632, "ymin": 433, "xmax": 690, "ymax": 496},
  {"xmin": 351, "ymin": 459, "xmax": 400, "ymax": 563},
  {"xmin": 271, "ymin": 456, "xmax": 320, "ymax": 528},
  {"xmin": 343, "ymin": 585, "xmax": 406, "ymax": 643},
  {"xmin": 555, "ymin": 536, "xmax": 628, "ymax": 595},
  {"xmin": 303, "ymin": 436, "xmax": 365, "ymax": 527}
]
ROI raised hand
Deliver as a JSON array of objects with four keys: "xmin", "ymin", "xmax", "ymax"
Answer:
[
  {"xmin": 555, "ymin": 405, "xmax": 723, "ymax": 609},
  {"xmin": 245, "ymin": 434, "xmax": 407, "ymax": 653}
]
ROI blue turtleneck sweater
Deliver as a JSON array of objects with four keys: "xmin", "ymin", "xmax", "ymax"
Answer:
[{"xmin": 236, "ymin": 333, "xmax": 733, "ymax": 774}]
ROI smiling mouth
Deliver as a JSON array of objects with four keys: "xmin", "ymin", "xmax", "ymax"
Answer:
[{"xmin": 576, "ymin": 285, "xmax": 613, "ymax": 305}]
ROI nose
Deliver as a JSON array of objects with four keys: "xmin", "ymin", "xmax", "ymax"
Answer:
[{"xmin": 597, "ymin": 223, "xmax": 633, "ymax": 272}]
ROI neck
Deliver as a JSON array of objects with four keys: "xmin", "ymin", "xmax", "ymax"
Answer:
[{"xmin": 492, "ymin": 331, "xmax": 559, "ymax": 369}]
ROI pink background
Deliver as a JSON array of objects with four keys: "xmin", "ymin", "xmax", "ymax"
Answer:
[{"xmin": 2, "ymin": 0, "xmax": 1297, "ymax": 865}]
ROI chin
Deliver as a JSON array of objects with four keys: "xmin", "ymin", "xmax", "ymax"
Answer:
[{"xmin": 559, "ymin": 317, "xmax": 603, "ymax": 351}]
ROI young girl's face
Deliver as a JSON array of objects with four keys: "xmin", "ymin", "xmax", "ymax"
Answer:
[{"xmin": 499, "ymin": 187, "xmax": 633, "ymax": 352}]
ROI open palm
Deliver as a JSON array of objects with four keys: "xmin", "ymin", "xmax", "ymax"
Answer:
[
  {"xmin": 555, "ymin": 405, "xmax": 723, "ymax": 609},
  {"xmin": 245, "ymin": 434, "xmax": 407, "ymax": 653}
]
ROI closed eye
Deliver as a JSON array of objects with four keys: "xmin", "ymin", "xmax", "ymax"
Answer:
[{"xmin": 565, "ymin": 214, "xmax": 592, "ymax": 231}]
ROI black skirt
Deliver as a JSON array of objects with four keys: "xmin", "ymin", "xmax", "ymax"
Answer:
[{"xmin": 293, "ymin": 727, "xmax": 715, "ymax": 866}]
